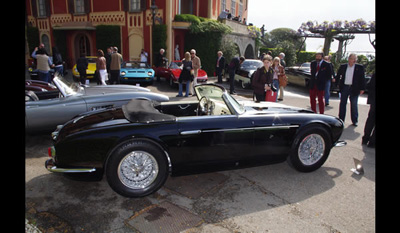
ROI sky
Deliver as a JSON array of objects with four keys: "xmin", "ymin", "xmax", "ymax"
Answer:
[{"xmin": 247, "ymin": 0, "xmax": 376, "ymax": 56}]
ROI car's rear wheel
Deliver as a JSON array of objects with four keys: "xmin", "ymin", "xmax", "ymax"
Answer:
[
  {"xmin": 288, "ymin": 125, "xmax": 332, "ymax": 172},
  {"xmin": 105, "ymin": 140, "xmax": 168, "ymax": 197}
]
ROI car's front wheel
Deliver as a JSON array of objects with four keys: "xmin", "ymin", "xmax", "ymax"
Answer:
[
  {"xmin": 288, "ymin": 125, "xmax": 332, "ymax": 173},
  {"xmin": 105, "ymin": 140, "xmax": 169, "ymax": 197}
]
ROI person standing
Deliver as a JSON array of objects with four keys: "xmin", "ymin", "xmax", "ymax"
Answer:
[
  {"xmin": 272, "ymin": 57, "xmax": 284, "ymax": 102},
  {"xmin": 362, "ymin": 72, "xmax": 375, "ymax": 147},
  {"xmin": 76, "ymin": 53, "xmax": 88, "ymax": 85},
  {"xmin": 228, "ymin": 56, "xmax": 245, "ymax": 94},
  {"xmin": 155, "ymin": 48, "xmax": 167, "ymax": 68},
  {"xmin": 323, "ymin": 55, "xmax": 335, "ymax": 106},
  {"xmin": 52, "ymin": 46, "xmax": 63, "ymax": 78},
  {"xmin": 96, "ymin": 49, "xmax": 107, "ymax": 85},
  {"xmin": 336, "ymin": 53, "xmax": 366, "ymax": 126},
  {"xmin": 105, "ymin": 47, "xmax": 112, "ymax": 81},
  {"xmin": 309, "ymin": 52, "xmax": 332, "ymax": 114},
  {"xmin": 216, "ymin": 51, "xmax": 225, "ymax": 83},
  {"xmin": 252, "ymin": 55, "xmax": 273, "ymax": 102},
  {"xmin": 110, "ymin": 47, "xmax": 123, "ymax": 84},
  {"xmin": 190, "ymin": 49, "xmax": 201, "ymax": 94},
  {"xmin": 31, "ymin": 47, "xmax": 53, "ymax": 83},
  {"xmin": 279, "ymin": 52, "xmax": 286, "ymax": 68},
  {"xmin": 176, "ymin": 52, "xmax": 193, "ymax": 97},
  {"xmin": 140, "ymin": 49, "xmax": 148, "ymax": 63}
]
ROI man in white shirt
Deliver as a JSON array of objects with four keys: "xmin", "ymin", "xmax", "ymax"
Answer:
[{"xmin": 336, "ymin": 53, "xmax": 366, "ymax": 126}]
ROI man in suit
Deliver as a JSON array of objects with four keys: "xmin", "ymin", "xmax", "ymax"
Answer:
[
  {"xmin": 309, "ymin": 52, "xmax": 333, "ymax": 114},
  {"xmin": 336, "ymin": 53, "xmax": 366, "ymax": 126},
  {"xmin": 216, "ymin": 51, "xmax": 225, "ymax": 83}
]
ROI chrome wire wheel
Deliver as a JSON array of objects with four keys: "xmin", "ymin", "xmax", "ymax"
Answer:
[
  {"xmin": 298, "ymin": 134, "xmax": 325, "ymax": 166},
  {"xmin": 117, "ymin": 151, "xmax": 159, "ymax": 190}
]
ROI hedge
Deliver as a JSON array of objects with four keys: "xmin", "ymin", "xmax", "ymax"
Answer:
[{"xmin": 95, "ymin": 25, "xmax": 121, "ymax": 54}]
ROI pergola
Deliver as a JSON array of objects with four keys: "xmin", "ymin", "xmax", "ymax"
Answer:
[{"xmin": 296, "ymin": 19, "xmax": 375, "ymax": 62}]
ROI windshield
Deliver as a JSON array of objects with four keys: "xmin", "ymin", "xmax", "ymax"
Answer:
[
  {"xmin": 241, "ymin": 60, "xmax": 263, "ymax": 70},
  {"xmin": 169, "ymin": 62, "xmax": 182, "ymax": 69},
  {"xmin": 122, "ymin": 61, "xmax": 150, "ymax": 68},
  {"xmin": 195, "ymin": 84, "xmax": 245, "ymax": 115},
  {"xmin": 52, "ymin": 76, "xmax": 82, "ymax": 97}
]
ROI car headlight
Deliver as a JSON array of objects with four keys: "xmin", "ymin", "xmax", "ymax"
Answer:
[
  {"xmin": 148, "ymin": 71, "xmax": 153, "ymax": 76},
  {"xmin": 121, "ymin": 71, "xmax": 126, "ymax": 76}
]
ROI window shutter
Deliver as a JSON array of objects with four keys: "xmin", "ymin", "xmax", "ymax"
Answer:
[
  {"xmin": 31, "ymin": 0, "xmax": 38, "ymax": 17},
  {"xmin": 141, "ymin": 0, "xmax": 147, "ymax": 11},
  {"xmin": 123, "ymin": 0, "xmax": 129, "ymax": 11},
  {"xmin": 68, "ymin": 0, "xmax": 74, "ymax": 14},
  {"xmin": 84, "ymin": 0, "xmax": 90, "ymax": 13},
  {"xmin": 45, "ymin": 0, "xmax": 51, "ymax": 17}
]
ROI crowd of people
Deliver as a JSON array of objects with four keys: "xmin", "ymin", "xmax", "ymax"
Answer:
[{"xmin": 30, "ymin": 43, "xmax": 375, "ymax": 148}]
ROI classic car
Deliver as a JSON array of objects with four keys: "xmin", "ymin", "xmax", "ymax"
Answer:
[
  {"xmin": 26, "ymin": 76, "xmax": 169, "ymax": 133},
  {"xmin": 25, "ymin": 80, "xmax": 59, "ymax": 100},
  {"xmin": 285, "ymin": 62, "xmax": 343, "ymax": 92},
  {"xmin": 72, "ymin": 56, "xmax": 97, "ymax": 82},
  {"xmin": 234, "ymin": 59, "xmax": 264, "ymax": 89},
  {"xmin": 119, "ymin": 61, "xmax": 155, "ymax": 85},
  {"xmin": 45, "ymin": 83, "xmax": 345, "ymax": 198},
  {"xmin": 154, "ymin": 60, "xmax": 208, "ymax": 87}
]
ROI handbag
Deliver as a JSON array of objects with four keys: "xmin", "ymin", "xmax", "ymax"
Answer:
[{"xmin": 265, "ymin": 90, "xmax": 277, "ymax": 102}]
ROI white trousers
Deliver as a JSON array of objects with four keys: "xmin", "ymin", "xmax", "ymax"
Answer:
[{"xmin": 99, "ymin": 69, "xmax": 107, "ymax": 85}]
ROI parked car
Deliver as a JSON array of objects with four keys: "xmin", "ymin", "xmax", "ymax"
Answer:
[
  {"xmin": 72, "ymin": 56, "xmax": 97, "ymax": 82},
  {"xmin": 285, "ymin": 62, "xmax": 371, "ymax": 93},
  {"xmin": 154, "ymin": 60, "xmax": 208, "ymax": 87},
  {"xmin": 26, "ymin": 76, "xmax": 169, "ymax": 133},
  {"xmin": 234, "ymin": 59, "xmax": 263, "ymax": 89},
  {"xmin": 119, "ymin": 61, "xmax": 155, "ymax": 86},
  {"xmin": 26, "ymin": 80, "xmax": 59, "ymax": 100},
  {"xmin": 45, "ymin": 83, "xmax": 345, "ymax": 198}
]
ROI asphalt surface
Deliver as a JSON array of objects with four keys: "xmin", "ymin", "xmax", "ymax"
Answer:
[{"xmin": 25, "ymin": 73, "xmax": 375, "ymax": 232}]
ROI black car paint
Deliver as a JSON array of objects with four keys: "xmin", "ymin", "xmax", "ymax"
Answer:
[{"xmin": 51, "ymin": 89, "xmax": 343, "ymax": 177}]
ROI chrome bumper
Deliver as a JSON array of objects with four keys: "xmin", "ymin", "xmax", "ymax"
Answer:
[{"xmin": 45, "ymin": 159, "xmax": 96, "ymax": 173}]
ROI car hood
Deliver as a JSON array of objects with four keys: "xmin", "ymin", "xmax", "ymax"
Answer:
[
  {"xmin": 239, "ymin": 100, "xmax": 314, "ymax": 115},
  {"xmin": 82, "ymin": 85, "xmax": 150, "ymax": 95}
]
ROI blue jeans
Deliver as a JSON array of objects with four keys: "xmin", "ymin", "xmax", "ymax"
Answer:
[
  {"xmin": 324, "ymin": 80, "xmax": 331, "ymax": 104},
  {"xmin": 272, "ymin": 79, "xmax": 279, "ymax": 102},
  {"xmin": 178, "ymin": 81, "xmax": 191, "ymax": 97},
  {"xmin": 339, "ymin": 85, "xmax": 359, "ymax": 124},
  {"xmin": 38, "ymin": 71, "xmax": 50, "ymax": 83}
]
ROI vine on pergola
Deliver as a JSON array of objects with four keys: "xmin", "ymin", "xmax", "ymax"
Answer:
[{"xmin": 296, "ymin": 19, "xmax": 375, "ymax": 59}]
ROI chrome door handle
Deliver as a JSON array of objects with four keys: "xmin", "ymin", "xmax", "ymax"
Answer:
[{"xmin": 180, "ymin": 130, "xmax": 201, "ymax": 135}]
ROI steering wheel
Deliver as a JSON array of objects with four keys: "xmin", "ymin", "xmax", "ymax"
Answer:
[{"xmin": 197, "ymin": 96, "xmax": 214, "ymax": 116}]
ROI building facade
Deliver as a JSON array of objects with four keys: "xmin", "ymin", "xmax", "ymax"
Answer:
[{"xmin": 26, "ymin": 0, "xmax": 250, "ymax": 68}]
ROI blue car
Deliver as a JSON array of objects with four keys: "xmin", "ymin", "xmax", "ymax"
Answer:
[{"xmin": 119, "ymin": 61, "xmax": 155, "ymax": 86}]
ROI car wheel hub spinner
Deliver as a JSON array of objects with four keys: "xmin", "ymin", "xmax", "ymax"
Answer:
[
  {"xmin": 118, "ymin": 151, "xmax": 159, "ymax": 189},
  {"xmin": 298, "ymin": 134, "xmax": 325, "ymax": 166}
]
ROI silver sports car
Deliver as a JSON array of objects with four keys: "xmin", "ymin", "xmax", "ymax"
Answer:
[{"xmin": 26, "ymin": 76, "xmax": 169, "ymax": 133}]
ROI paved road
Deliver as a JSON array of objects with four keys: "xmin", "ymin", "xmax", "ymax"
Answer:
[{"xmin": 26, "ymin": 75, "xmax": 375, "ymax": 232}]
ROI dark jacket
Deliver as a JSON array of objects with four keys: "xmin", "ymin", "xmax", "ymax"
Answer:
[
  {"xmin": 76, "ymin": 57, "xmax": 88, "ymax": 74},
  {"xmin": 228, "ymin": 57, "xmax": 241, "ymax": 72},
  {"xmin": 179, "ymin": 60, "xmax": 193, "ymax": 83},
  {"xmin": 252, "ymin": 66, "xmax": 273, "ymax": 95},
  {"xmin": 309, "ymin": 60, "xmax": 333, "ymax": 90},
  {"xmin": 216, "ymin": 56, "xmax": 225, "ymax": 71},
  {"xmin": 336, "ymin": 63, "xmax": 366, "ymax": 95}
]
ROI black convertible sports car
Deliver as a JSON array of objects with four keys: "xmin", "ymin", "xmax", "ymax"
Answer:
[{"xmin": 46, "ymin": 84, "xmax": 345, "ymax": 197}]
